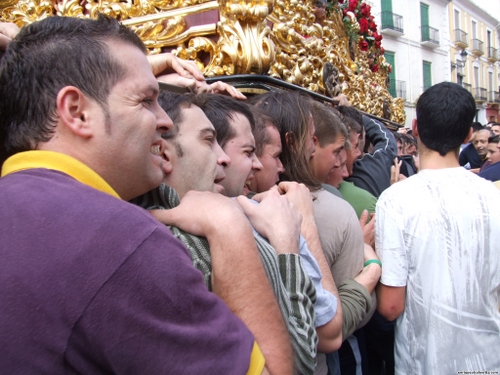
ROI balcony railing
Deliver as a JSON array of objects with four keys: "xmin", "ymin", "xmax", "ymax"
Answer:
[
  {"xmin": 473, "ymin": 87, "xmax": 487, "ymax": 102},
  {"xmin": 396, "ymin": 80, "xmax": 406, "ymax": 101},
  {"xmin": 487, "ymin": 47, "xmax": 498, "ymax": 62},
  {"xmin": 454, "ymin": 29, "xmax": 468, "ymax": 48},
  {"xmin": 487, "ymin": 91, "xmax": 500, "ymax": 103},
  {"xmin": 381, "ymin": 11, "xmax": 404, "ymax": 35},
  {"xmin": 462, "ymin": 83, "xmax": 472, "ymax": 93},
  {"xmin": 472, "ymin": 39, "xmax": 484, "ymax": 56},
  {"xmin": 421, "ymin": 25, "xmax": 439, "ymax": 46}
]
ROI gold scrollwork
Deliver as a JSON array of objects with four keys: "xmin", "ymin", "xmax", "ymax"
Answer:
[
  {"xmin": 213, "ymin": 0, "xmax": 275, "ymax": 75},
  {"xmin": 0, "ymin": 0, "xmax": 405, "ymax": 124}
]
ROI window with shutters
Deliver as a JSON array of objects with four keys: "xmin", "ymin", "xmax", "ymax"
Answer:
[
  {"xmin": 385, "ymin": 51, "xmax": 396, "ymax": 97},
  {"xmin": 423, "ymin": 61, "xmax": 432, "ymax": 91}
]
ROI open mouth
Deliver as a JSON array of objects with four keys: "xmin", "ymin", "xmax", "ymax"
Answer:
[
  {"xmin": 213, "ymin": 177, "xmax": 225, "ymax": 194},
  {"xmin": 150, "ymin": 144, "xmax": 161, "ymax": 155},
  {"xmin": 243, "ymin": 179, "xmax": 253, "ymax": 194}
]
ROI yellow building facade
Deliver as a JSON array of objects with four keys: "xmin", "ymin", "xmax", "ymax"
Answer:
[{"xmin": 449, "ymin": 0, "xmax": 500, "ymax": 123}]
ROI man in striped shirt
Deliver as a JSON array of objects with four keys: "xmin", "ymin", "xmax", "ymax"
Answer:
[{"xmin": 133, "ymin": 92, "xmax": 322, "ymax": 374}]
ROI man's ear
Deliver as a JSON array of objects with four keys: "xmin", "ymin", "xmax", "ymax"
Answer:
[
  {"xmin": 462, "ymin": 127, "xmax": 473, "ymax": 145},
  {"xmin": 308, "ymin": 136, "xmax": 318, "ymax": 159},
  {"xmin": 160, "ymin": 140, "xmax": 174, "ymax": 175},
  {"xmin": 56, "ymin": 86, "xmax": 94, "ymax": 139},
  {"xmin": 411, "ymin": 118, "xmax": 419, "ymax": 138}
]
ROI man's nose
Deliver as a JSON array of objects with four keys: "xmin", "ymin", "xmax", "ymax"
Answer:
[
  {"xmin": 252, "ymin": 154, "xmax": 263, "ymax": 171},
  {"xmin": 156, "ymin": 106, "xmax": 173, "ymax": 134}
]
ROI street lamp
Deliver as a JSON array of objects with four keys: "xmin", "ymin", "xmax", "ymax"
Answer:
[{"xmin": 452, "ymin": 50, "xmax": 468, "ymax": 70}]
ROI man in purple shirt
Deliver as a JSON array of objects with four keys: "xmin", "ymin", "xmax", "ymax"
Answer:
[{"xmin": 0, "ymin": 15, "xmax": 290, "ymax": 374}]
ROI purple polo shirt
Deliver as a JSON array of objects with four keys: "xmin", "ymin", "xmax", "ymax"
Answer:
[{"xmin": 0, "ymin": 168, "xmax": 254, "ymax": 374}]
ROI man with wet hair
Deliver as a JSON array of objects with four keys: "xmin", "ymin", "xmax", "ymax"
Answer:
[
  {"xmin": 376, "ymin": 82, "xmax": 500, "ymax": 374},
  {"xmin": 0, "ymin": 16, "xmax": 287, "ymax": 374}
]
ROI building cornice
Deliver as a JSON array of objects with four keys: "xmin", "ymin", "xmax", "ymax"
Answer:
[{"xmin": 451, "ymin": 0, "xmax": 500, "ymax": 27}]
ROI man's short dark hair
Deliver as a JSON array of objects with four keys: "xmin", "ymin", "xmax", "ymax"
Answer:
[
  {"xmin": 471, "ymin": 122, "xmax": 484, "ymax": 132},
  {"xmin": 158, "ymin": 91, "xmax": 195, "ymax": 139},
  {"xmin": 158, "ymin": 91, "xmax": 196, "ymax": 157},
  {"xmin": 415, "ymin": 82, "xmax": 476, "ymax": 156},
  {"xmin": 489, "ymin": 135, "xmax": 499, "ymax": 144},
  {"xmin": 337, "ymin": 105, "xmax": 363, "ymax": 134},
  {"xmin": 190, "ymin": 94, "xmax": 255, "ymax": 149},
  {"xmin": 311, "ymin": 101, "xmax": 348, "ymax": 147},
  {"xmin": 0, "ymin": 15, "xmax": 146, "ymax": 161}
]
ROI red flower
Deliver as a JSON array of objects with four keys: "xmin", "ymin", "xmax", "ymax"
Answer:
[
  {"xmin": 380, "ymin": 47, "xmax": 385, "ymax": 54},
  {"xmin": 359, "ymin": 39, "xmax": 369, "ymax": 51},
  {"xmin": 371, "ymin": 64, "xmax": 379, "ymax": 72},
  {"xmin": 348, "ymin": 0, "xmax": 358, "ymax": 12},
  {"xmin": 360, "ymin": 4, "xmax": 371, "ymax": 17},
  {"xmin": 359, "ymin": 18, "xmax": 369, "ymax": 34},
  {"xmin": 370, "ymin": 22, "xmax": 378, "ymax": 32},
  {"xmin": 369, "ymin": 15, "xmax": 374, "ymax": 21},
  {"xmin": 338, "ymin": 0, "xmax": 345, "ymax": 3},
  {"xmin": 388, "ymin": 65, "xmax": 393, "ymax": 74},
  {"xmin": 373, "ymin": 32, "xmax": 383, "ymax": 42},
  {"xmin": 375, "ymin": 41, "xmax": 381, "ymax": 49}
]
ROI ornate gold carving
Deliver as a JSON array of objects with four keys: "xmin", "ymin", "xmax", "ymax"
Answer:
[
  {"xmin": 0, "ymin": 0, "xmax": 405, "ymax": 124},
  {"xmin": 209, "ymin": 0, "xmax": 275, "ymax": 75},
  {"xmin": 1, "ymin": 0, "xmax": 54, "ymax": 24}
]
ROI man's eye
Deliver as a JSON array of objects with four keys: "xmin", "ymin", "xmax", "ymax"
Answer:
[{"xmin": 142, "ymin": 98, "xmax": 154, "ymax": 106}]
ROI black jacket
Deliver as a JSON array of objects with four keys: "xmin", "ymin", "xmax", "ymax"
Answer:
[
  {"xmin": 345, "ymin": 116, "xmax": 398, "ymax": 198},
  {"xmin": 459, "ymin": 143, "xmax": 482, "ymax": 169}
]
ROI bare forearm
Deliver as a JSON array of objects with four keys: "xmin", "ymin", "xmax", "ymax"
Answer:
[
  {"xmin": 267, "ymin": 234, "xmax": 299, "ymax": 256},
  {"xmin": 353, "ymin": 262, "xmax": 381, "ymax": 295},
  {"xmin": 376, "ymin": 283, "xmax": 405, "ymax": 322},
  {"xmin": 208, "ymin": 221, "xmax": 293, "ymax": 375}
]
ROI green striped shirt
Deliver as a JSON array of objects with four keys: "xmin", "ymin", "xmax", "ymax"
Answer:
[{"xmin": 132, "ymin": 184, "xmax": 318, "ymax": 375}]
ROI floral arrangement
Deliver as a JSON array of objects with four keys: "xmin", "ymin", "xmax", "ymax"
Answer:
[{"xmin": 329, "ymin": 0, "xmax": 390, "ymax": 73}]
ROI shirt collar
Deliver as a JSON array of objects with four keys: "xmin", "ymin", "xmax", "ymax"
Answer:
[{"xmin": 1, "ymin": 150, "xmax": 120, "ymax": 199}]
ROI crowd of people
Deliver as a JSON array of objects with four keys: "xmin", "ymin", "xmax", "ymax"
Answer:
[{"xmin": 0, "ymin": 15, "xmax": 499, "ymax": 375}]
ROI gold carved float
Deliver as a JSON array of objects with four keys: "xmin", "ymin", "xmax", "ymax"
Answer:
[{"xmin": 0, "ymin": 0, "xmax": 405, "ymax": 124}]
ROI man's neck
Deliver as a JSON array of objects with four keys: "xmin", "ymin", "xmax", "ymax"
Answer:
[{"xmin": 419, "ymin": 148, "xmax": 460, "ymax": 170}]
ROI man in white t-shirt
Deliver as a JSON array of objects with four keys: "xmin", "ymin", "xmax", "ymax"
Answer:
[{"xmin": 375, "ymin": 82, "xmax": 500, "ymax": 375}]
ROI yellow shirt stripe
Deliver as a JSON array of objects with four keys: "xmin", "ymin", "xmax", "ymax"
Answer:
[
  {"xmin": 1, "ymin": 151, "xmax": 120, "ymax": 199},
  {"xmin": 3, "ymin": 152, "xmax": 266, "ymax": 372},
  {"xmin": 247, "ymin": 341, "xmax": 265, "ymax": 375}
]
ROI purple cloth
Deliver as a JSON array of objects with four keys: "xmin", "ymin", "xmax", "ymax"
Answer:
[{"xmin": 0, "ymin": 168, "xmax": 254, "ymax": 374}]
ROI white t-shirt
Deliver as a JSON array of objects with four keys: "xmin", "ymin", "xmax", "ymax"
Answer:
[{"xmin": 376, "ymin": 167, "xmax": 500, "ymax": 375}]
